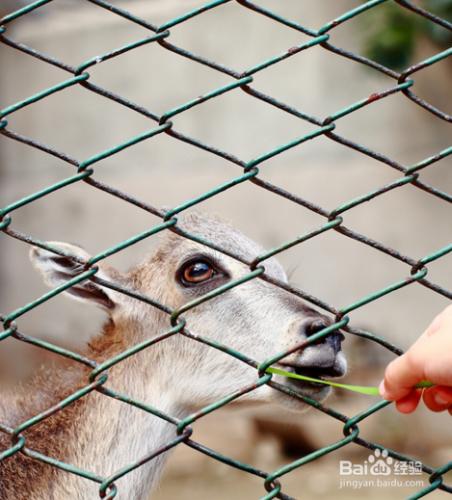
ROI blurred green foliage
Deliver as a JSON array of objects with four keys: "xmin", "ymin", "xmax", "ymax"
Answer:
[{"xmin": 363, "ymin": 0, "xmax": 452, "ymax": 70}]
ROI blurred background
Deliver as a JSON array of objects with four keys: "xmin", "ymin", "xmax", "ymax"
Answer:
[{"xmin": 1, "ymin": 1, "xmax": 451, "ymax": 498}]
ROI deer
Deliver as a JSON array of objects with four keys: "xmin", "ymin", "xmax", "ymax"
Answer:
[{"xmin": 0, "ymin": 212, "xmax": 346, "ymax": 499}]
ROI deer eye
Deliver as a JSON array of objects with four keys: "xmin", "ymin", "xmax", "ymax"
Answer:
[{"xmin": 179, "ymin": 260, "xmax": 216, "ymax": 286}]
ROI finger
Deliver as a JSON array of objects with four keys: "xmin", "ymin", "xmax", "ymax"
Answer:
[
  {"xmin": 395, "ymin": 389, "xmax": 421, "ymax": 414},
  {"xmin": 422, "ymin": 386, "xmax": 452, "ymax": 412},
  {"xmin": 380, "ymin": 353, "xmax": 424, "ymax": 401}
]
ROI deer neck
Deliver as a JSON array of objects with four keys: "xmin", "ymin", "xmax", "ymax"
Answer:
[{"xmin": 0, "ymin": 318, "xmax": 182, "ymax": 499}]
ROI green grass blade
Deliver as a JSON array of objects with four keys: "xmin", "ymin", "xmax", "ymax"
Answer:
[{"xmin": 266, "ymin": 367, "xmax": 434, "ymax": 396}]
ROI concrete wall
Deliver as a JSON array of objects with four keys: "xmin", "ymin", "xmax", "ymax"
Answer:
[
  {"xmin": 1, "ymin": 1, "xmax": 451, "ymax": 497},
  {"xmin": 1, "ymin": 0, "xmax": 450, "ymax": 370}
]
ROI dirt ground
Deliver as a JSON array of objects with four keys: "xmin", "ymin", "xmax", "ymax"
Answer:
[
  {"xmin": 150, "ymin": 401, "xmax": 452, "ymax": 500},
  {"xmin": 154, "ymin": 453, "xmax": 451, "ymax": 500}
]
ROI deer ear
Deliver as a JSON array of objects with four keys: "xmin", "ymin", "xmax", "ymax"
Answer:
[{"xmin": 29, "ymin": 242, "xmax": 122, "ymax": 311}]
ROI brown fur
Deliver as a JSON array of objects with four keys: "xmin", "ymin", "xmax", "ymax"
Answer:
[{"xmin": 0, "ymin": 321, "xmax": 127, "ymax": 500}]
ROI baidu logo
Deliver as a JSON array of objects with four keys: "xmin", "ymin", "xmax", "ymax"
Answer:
[
  {"xmin": 339, "ymin": 448, "xmax": 422, "ymax": 477},
  {"xmin": 338, "ymin": 447, "xmax": 424, "ymax": 490},
  {"xmin": 367, "ymin": 448, "xmax": 393, "ymax": 475}
]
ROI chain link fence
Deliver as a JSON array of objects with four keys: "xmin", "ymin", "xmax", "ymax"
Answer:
[{"xmin": 0, "ymin": 0, "xmax": 451, "ymax": 498}]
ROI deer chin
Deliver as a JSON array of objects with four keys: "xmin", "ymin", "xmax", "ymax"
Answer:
[
  {"xmin": 271, "ymin": 381, "xmax": 332, "ymax": 412},
  {"xmin": 281, "ymin": 371, "xmax": 332, "ymax": 401}
]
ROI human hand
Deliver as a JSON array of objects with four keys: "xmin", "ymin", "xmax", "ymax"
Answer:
[{"xmin": 379, "ymin": 305, "xmax": 452, "ymax": 414}]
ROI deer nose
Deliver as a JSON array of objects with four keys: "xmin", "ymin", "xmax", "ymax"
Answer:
[{"xmin": 302, "ymin": 317, "xmax": 345, "ymax": 355}]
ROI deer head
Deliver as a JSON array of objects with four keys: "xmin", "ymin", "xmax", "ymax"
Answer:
[{"xmin": 30, "ymin": 212, "xmax": 347, "ymax": 415}]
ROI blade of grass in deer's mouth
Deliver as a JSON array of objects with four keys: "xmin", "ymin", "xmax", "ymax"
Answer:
[{"xmin": 266, "ymin": 367, "xmax": 434, "ymax": 396}]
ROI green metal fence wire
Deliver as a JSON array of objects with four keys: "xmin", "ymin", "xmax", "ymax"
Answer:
[{"xmin": 0, "ymin": 0, "xmax": 451, "ymax": 498}]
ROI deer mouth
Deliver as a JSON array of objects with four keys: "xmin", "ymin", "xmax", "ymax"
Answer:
[{"xmin": 276, "ymin": 363, "xmax": 345, "ymax": 392}]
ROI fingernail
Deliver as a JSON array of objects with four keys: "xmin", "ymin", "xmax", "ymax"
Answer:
[
  {"xmin": 433, "ymin": 392, "xmax": 450, "ymax": 406},
  {"xmin": 379, "ymin": 380, "xmax": 387, "ymax": 398}
]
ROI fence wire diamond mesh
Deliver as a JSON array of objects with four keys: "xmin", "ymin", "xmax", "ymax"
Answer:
[{"xmin": 0, "ymin": 0, "xmax": 451, "ymax": 499}]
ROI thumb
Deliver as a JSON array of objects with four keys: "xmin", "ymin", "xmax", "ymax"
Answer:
[{"xmin": 379, "ymin": 352, "xmax": 424, "ymax": 401}]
